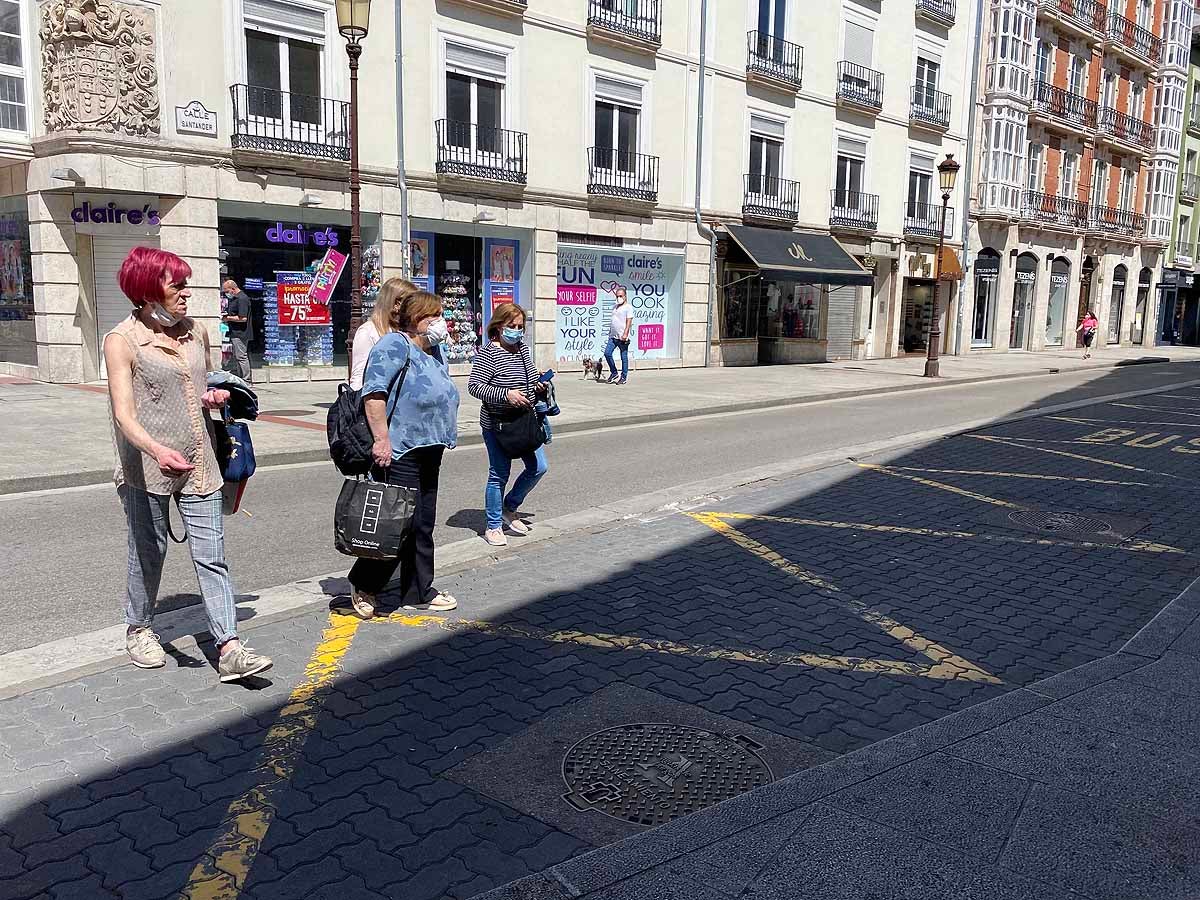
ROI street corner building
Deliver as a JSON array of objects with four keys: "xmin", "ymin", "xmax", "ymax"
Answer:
[{"xmin": 0, "ymin": 0, "xmax": 1188, "ymax": 385}]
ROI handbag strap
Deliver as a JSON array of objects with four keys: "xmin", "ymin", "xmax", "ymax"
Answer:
[
  {"xmin": 166, "ymin": 498, "xmax": 188, "ymax": 544},
  {"xmin": 382, "ymin": 336, "xmax": 413, "ymax": 425}
]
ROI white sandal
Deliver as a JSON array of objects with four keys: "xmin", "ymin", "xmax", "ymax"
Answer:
[{"xmin": 349, "ymin": 589, "xmax": 376, "ymax": 619}]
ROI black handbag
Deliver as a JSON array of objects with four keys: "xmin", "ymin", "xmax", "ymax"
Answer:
[
  {"xmin": 492, "ymin": 407, "xmax": 545, "ymax": 458},
  {"xmin": 334, "ymin": 477, "xmax": 417, "ymax": 559}
]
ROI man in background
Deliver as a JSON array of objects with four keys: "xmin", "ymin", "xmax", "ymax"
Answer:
[{"xmin": 222, "ymin": 278, "xmax": 253, "ymax": 382}]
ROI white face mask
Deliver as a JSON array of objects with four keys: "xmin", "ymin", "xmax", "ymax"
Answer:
[
  {"xmin": 147, "ymin": 302, "xmax": 183, "ymax": 327},
  {"xmin": 423, "ymin": 317, "xmax": 449, "ymax": 345}
]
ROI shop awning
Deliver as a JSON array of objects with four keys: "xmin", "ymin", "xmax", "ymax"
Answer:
[
  {"xmin": 938, "ymin": 246, "xmax": 963, "ymax": 281},
  {"xmin": 723, "ymin": 225, "xmax": 873, "ymax": 286}
]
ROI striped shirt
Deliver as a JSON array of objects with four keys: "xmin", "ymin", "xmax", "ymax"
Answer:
[{"xmin": 468, "ymin": 341, "xmax": 537, "ymax": 431}]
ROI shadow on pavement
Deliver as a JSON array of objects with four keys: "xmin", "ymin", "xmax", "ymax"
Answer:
[{"xmin": 2, "ymin": 364, "xmax": 1200, "ymax": 899}]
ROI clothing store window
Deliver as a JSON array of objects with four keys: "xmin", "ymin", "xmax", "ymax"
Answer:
[
  {"xmin": 972, "ymin": 249, "xmax": 1001, "ymax": 346},
  {"xmin": 1046, "ymin": 257, "xmax": 1070, "ymax": 346}
]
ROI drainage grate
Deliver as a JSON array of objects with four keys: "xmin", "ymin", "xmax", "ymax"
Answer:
[
  {"xmin": 1007, "ymin": 509, "xmax": 1113, "ymax": 539},
  {"xmin": 562, "ymin": 723, "xmax": 774, "ymax": 827}
]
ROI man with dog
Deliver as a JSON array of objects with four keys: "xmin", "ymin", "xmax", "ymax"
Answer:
[{"xmin": 604, "ymin": 285, "xmax": 633, "ymax": 385}]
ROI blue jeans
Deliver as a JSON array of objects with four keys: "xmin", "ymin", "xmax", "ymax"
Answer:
[
  {"xmin": 482, "ymin": 429, "xmax": 548, "ymax": 530},
  {"xmin": 604, "ymin": 337, "xmax": 629, "ymax": 380}
]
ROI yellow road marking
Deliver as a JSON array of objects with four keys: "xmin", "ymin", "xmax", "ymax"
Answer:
[
  {"xmin": 968, "ymin": 434, "xmax": 1168, "ymax": 475},
  {"xmin": 855, "ymin": 463, "xmax": 1021, "ymax": 509},
  {"xmin": 688, "ymin": 512, "xmax": 1001, "ymax": 684},
  {"xmin": 1111, "ymin": 402, "xmax": 1200, "ymax": 419},
  {"xmin": 372, "ymin": 613, "xmax": 959, "ymax": 682},
  {"xmin": 180, "ymin": 614, "xmax": 363, "ymax": 899},
  {"xmin": 878, "ymin": 463, "xmax": 1151, "ymax": 486}
]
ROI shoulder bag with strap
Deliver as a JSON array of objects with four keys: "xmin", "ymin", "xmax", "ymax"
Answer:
[
  {"xmin": 327, "ymin": 339, "xmax": 412, "ymax": 476},
  {"xmin": 492, "ymin": 345, "xmax": 545, "ymax": 459}
]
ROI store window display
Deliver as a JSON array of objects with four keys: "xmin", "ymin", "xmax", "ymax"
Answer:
[{"xmin": 0, "ymin": 204, "xmax": 32, "ymax": 368}]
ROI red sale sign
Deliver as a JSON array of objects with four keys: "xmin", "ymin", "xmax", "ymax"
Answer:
[{"xmin": 276, "ymin": 272, "xmax": 329, "ymax": 326}]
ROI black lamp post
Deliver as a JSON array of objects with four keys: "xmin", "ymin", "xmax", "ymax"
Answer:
[
  {"xmin": 336, "ymin": 0, "xmax": 371, "ymax": 372},
  {"xmin": 924, "ymin": 153, "xmax": 960, "ymax": 378}
]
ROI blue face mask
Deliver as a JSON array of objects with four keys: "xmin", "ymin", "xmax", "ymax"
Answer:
[{"xmin": 501, "ymin": 327, "xmax": 524, "ymax": 345}]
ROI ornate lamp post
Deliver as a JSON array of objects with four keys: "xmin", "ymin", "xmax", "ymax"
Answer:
[
  {"xmin": 336, "ymin": 0, "xmax": 372, "ymax": 372},
  {"xmin": 924, "ymin": 153, "xmax": 960, "ymax": 378}
]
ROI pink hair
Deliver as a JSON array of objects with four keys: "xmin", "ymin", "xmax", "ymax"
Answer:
[{"xmin": 117, "ymin": 246, "xmax": 192, "ymax": 306}]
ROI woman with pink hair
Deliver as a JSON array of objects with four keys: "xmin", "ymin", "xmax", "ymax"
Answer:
[{"xmin": 103, "ymin": 246, "xmax": 271, "ymax": 683}]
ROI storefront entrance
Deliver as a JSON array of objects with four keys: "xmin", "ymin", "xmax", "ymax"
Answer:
[
  {"xmin": 901, "ymin": 279, "xmax": 934, "ymax": 353},
  {"xmin": 1009, "ymin": 253, "xmax": 1037, "ymax": 350}
]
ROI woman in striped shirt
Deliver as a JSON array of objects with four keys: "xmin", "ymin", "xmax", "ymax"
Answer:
[{"xmin": 468, "ymin": 303, "xmax": 549, "ymax": 547}]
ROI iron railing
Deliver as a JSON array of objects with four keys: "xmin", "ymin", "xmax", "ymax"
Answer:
[
  {"xmin": 1033, "ymin": 80, "xmax": 1098, "ymax": 129},
  {"xmin": 837, "ymin": 61, "xmax": 884, "ymax": 111},
  {"xmin": 1097, "ymin": 107, "xmax": 1153, "ymax": 150},
  {"xmin": 746, "ymin": 31, "xmax": 803, "ymax": 88},
  {"xmin": 1089, "ymin": 203, "xmax": 1146, "ymax": 236},
  {"xmin": 587, "ymin": 0, "xmax": 662, "ymax": 45},
  {"xmin": 743, "ymin": 174, "xmax": 801, "ymax": 222},
  {"xmin": 230, "ymin": 84, "xmax": 349, "ymax": 161},
  {"xmin": 829, "ymin": 190, "xmax": 880, "ymax": 230},
  {"xmin": 915, "ymin": 0, "xmax": 956, "ymax": 25},
  {"xmin": 587, "ymin": 147, "xmax": 659, "ymax": 202},
  {"xmin": 910, "ymin": 86, "xmax": 952, "ymax": 129},
  {"xmin": 1181, "ymin": 172, "xmax": 1200, "ymax": 201},
  {"xmin": 1105, "ymin": 11, "xmax": 1162, "ymax": 64},
  {"xmin": 1038, "ymin": 0, "xmax": 1107, "ymax": 33},
  {"xmin": 1189, "ymin": 101, "xmax": 1200, "ymax": 133},
  {"xmin": 435, "ymin": 120, "xmax": 527, "ymax": 184},
  {"xmin": 1023, "ymin": 190, "xmax": 1089, "ymax": 228},
  {"xmin": 903, "ymin": 201, "xmax": 955, "ymax": 238}
]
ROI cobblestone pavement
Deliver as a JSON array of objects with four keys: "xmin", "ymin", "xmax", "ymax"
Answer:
[{"xmin": 3, "ymin": 383, "xmax": 1200, "ymax": 899}]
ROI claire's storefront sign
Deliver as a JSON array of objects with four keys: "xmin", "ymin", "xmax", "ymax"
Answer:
[
  {"xmin": 71, "ymin": 195, "xmax": 161, "ymax": 236},
  {"xmin": 266, "ymin": 222, "xmax": 340, "ymax": 247}
]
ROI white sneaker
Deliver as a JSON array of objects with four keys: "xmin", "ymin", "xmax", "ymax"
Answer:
[
  {"xmin": 349, "ymin": 589, "xmax": 377, "ymax": 620},
  {"xmin": 403, "ymin": 592, "xmax": 458, "ymax": 612},
  {"xmin": 484, "ymin": 528, "xmax": 508, "ymax": 547},
  {"xmin": 126, "ymin": 627, "xmax": 166, "ymax": 669},
  {"xmin": 218, "ymin": 645, "xmax": 273, "ymax": 683},
  {"xmin": 503, "ymin": 512, "xmax": 530, "ymax": 536}
]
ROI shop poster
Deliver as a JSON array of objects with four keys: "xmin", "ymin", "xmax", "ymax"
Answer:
[
  {"xmin": 410, "ymin": 232, "xmax": 435, "ymax": 291},
  {"xmin": 484, "ymin": 238, "xmax": 520, "ymax": 317},
  {"xmin": 308, "ymin": 247, "xmax": 347, "ymax": 305},
  {"xmin": 555, "ymin": 246, "xmax": 683, "ymax": 361},
  {"xmin": 275, "ymin": 270, "xmax": 328, "ymax": 326}
]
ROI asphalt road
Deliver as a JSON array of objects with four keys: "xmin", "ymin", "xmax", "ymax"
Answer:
[{"xmin": 2, "ymin": 361, "xmax": 1196, "ymax": 655}]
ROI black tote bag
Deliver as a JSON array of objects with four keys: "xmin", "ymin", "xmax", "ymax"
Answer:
[{"xmin": 334, "ymin": 478, "xmax": 417, "ymax": 559}]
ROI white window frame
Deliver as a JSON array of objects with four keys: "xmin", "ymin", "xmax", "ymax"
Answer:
[
  {"xmin": 747, "ymin": 109, "xmax": 788, "ymax": 181},
  {"xmin": 1035, "ymin": 41, "xmax": 1052, "ymax": 85},
  {"xmin": 841, "ymin": 6, "xmax": 878, "ymax": 69},
  {"xmin": 438, "ymin": 31, "xmax": 517, "ymax": 131},
  {"xmin": 1061, "ymin": 151, "xmax": 1080, "ymax": 199},
  {"xmin": 1119, "ymin": 168, "xmax": 1136, "ymax": 210},
  {"xmin": 588, "ymin": 68, "xmax": 650, "ymax": 159},
  {"xmin": 1091, "ymin": 158, "xmax": 1108, "ymax": 205},
  {"xmin": 1130, "ymin": 82, "xmax": 1145, "ymax": 120},
  {"xmin": 1069, "ymin": 54, "xmax": 1087, "ymax": 97},
  {"xmin": 750, "ymin": 0, "xmax": 789, "ymax": 40},
  {"xmin": 1026, "ymin": 142, "xmax": 1044, "ymax": 193},
  {"xmin": 228, "ymin": 1, "xmax": 343, "ymax": 103},
  {"xmin": 833, "ymin": 130, "xmax": 869, "ymax": 207},
  {"xmin": 0, "ymin": 0, "xmax": 28, "ymax": 136}
]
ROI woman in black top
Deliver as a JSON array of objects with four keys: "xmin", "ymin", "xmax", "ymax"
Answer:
[{"xmin": 468, "ymin": 303, "xmax": 548, "ymax": 547}]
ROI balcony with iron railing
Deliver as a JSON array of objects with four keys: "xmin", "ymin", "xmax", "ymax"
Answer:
[
  {"xmin": 1031, "ymin": 80, "xmax": 1098, "ymax": 130},
  {"xmin": 1089, "ymin": 202, "xmax": 1146, "ymax": 237},
  {"xmin": 1037, "ymin": 0, "xmax": 1107, "ymax": 37},
  {"xmin": 586, "ymin": 0, "xmax": 661, "ymax": 50},
  {"xmin": 836, "ymin": 62, "xmax": 884, "ymax": 113},
  {"xmin": 915, "ymin": 0, "xmax": 956, "ymax": 26},
  {"xmin": 910, "ymin": 86, "xmax": 951, "ymax": 131},
  {"xmin": 587, "ymin": 147, "xmax": 659, "ymax": 203},
  {"xmin": 903, "ymin": 201, "xmax": 956, "ymax": 239},
  {"xmin": 1104, "ymin": 11, "xmax": 1162, "ymax": 66},
  {"xmin": 1181, "ymin": 172, "xmax": 1200, "ymax": 201},
  {"xmin": 746, "ymin": 31, "xmax": 804, "ymax": 91},
  {"xmin": 1022, "ymin": 190, "xmax": 1090, "ymax": 228},
  {"xmin": 230, "ymin": 84, "xmax": 349, "ymax": 162},
  {"xmin": 829, "ymin": 190, "xmax": 879, "ymax": 231},
  {"xmin": 1189, "ymin": 102, "xmax": 1200, "ymax": 135},
  {"xmin": 1097, "ymin": 106, "xmax": 1154, "ymax": 152},
  {"xmin": 743, "ymin": 174, "xmax": 801, "ymax": 224},
  {"xmin": 435, "ymin": 120, "xmax": 527, "ymax": 186}
]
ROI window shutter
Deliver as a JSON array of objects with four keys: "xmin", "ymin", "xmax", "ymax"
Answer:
[
  {"xmin": 749, "ymin": 114, "xmax": 785, "ymax": 141},
  {"xmin": 244, "ymin": 0, "xmax": 326, "ymax": 41},
  {"xmin": 445, "ymin": 42, "xmax": 508, "ymax": 81},
  {"xmin": 595, "ymin": 75, "xmax": 643, "ymax": 108},
  {"xmin": 844, "ymin": 21, "xmax": 873, "ymax": 68},
  {"xmin": 838, "ymin": 135, "xmax": 866, "ymax": 158}
]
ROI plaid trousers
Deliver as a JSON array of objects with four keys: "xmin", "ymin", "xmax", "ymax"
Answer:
[{"xmin": 119, "ymin": 485, "xmax": 239, "ymax": 645}]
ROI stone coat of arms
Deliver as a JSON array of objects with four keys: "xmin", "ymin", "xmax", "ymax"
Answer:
[{"xmin": 40, "ymin": 0, "xmax": 160, "ymax": 137}]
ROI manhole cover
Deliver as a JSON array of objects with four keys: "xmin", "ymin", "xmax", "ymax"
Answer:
[
  {"xmin": 258, "ymin": 409, "xmax": 316, "ymax": 417},
  {"xmin": 1007, "ymin": 509, "xmax": 1112, "ymax": 538},
  {"xmin": 561, "ymin": 723, "xmax": 773, "ymax": 828}
]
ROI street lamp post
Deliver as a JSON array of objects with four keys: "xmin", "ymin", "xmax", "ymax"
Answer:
[
  {"xmin": 924, "ymin": 153, "xmax": 961, "ymax": 378},
  {"xmin": 336, "ymin": 0, "xmax": 372, "ymax": 374}
]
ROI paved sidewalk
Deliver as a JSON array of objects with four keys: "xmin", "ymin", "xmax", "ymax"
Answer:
[
  {"xmin": 3, "ymin": 345, "xmax": 1199, "ymax": 493},
  {"xmin": 1, "ymin": 374, "xmax": 1198, "ymax": 899}
]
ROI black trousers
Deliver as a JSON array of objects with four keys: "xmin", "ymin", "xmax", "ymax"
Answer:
[{"xmin": 348, "ymin": 445, "xmax": 443, "ymax": 604}]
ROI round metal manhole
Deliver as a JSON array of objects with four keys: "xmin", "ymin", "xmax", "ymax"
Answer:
[
  {"xmin": 1007, "ymin": 509, "xmax": 1112, "ymax": 538},
  {"xmin": 561, "ymin": 723, "xmax": 773, "ymax": 828},
  {"xmin": 258, "ymin": 409, "xmax": 316, "ymax": 417}
]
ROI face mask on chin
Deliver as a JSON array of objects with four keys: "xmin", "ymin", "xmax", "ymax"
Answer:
[{"xmin": 146, "ymin": 302, "xmax": 183, "ymax": 327}]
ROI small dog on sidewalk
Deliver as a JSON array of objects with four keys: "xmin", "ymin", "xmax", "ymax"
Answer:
[{"xmin": 581, "ymin": 357, "xmax": 604, "ymax": 382}]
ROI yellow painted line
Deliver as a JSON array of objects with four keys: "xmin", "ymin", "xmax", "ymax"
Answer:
[
  {"xmin": 871, "ymin": 463, "xmax": 1150, "ymax": 486},
  {"xmin": 856, "ymin": 463, "xmax": 1021, "ymax": 509},
  {"xmin": 688, "ymin": 512, "xmax": 1001, "ymax": 684},
  {"xmin": 1110, "ymin": 402, "xmax": 1200, "ymax": 419},
  {"xmin": 1047, "ymin": 415, "xmax": 1200, "ymax": 430},
  {"xmin": 705, "ymin": 511, "xmax": 1183, "ymax": 555},
  {"xmin": 372, "ymin": 613, "xmax": 960, "ymax": 682},
  {"xmin": 181, "ymin": 613, "xmax": 363, "ymax": 899},
  {"xmin": 968, "ymin": 434, "xmax": 1165, "ymax": 475}
]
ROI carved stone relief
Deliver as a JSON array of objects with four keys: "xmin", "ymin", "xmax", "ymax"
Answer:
[{"xmin": 40, "ymin": 0, "xmax": 160, "ymax": 137}]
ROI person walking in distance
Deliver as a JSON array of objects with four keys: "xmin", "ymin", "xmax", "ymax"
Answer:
[
  {"xmin": 1076, "ymin": 309, "xmax": 1099, "ymax": 360},
  {"xmin": 349, "ymin": 290, "xmax": 461, "ymax": 619},
  {"xmin": 349, "ymin": 277, "xmax": 417, "ymax": 390},
  {"xmin": 604, "ymin": 285, "xmax": 633, "ymax": 385},
  {"xmin": 105, "ymin": 248, "xmax": 272, "ymax": 682},
  {"xmin": 469, "ymin": 303, "xmax": 549, "ymax": 547},
  {"xmin": 221, "ymin": 278, "xmax": 253, "ymax": 383}
]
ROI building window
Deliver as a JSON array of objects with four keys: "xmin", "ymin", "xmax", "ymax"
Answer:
[
  {"xmin": 748, "ymin": 115, "xmax": 784, "ymax": 196},
  {"xmin": 1119, "ymin": 168, "xmax": 1136, "ymax": 210},
  {"xmin": 843, "ymin": 19, "xmax": 874, "ymax": 69},
  {"xmin": 1091, "ymin": 159, "xmax": 1107, "ymax": 205},
  {"xmin": 1069, "ymin": 55, "xmax": 1087, "ymax": 97},
  {"xmin": 1179, "ymin": 213, "xmax": 1191, "ymax": 256},
  {"xmin": 444, "ymin": 42, "xmax": 508, "ymax": 154},
  {"xmin": 1131, "ymin": 83, "xmax": 1145, "ymax": 119},
  {"xmin": 1137, "ymin": 0, "xmax": 1152, "ymax": 30},
  {"xmin": 245, "ymin": 28, "xmax": 322, "ymax": 122},
  {"xmin": 1061, "ymin": 152, "xmax": 1080, "ymax": 199},
  {"xmin": 1101, "ymin": 71, "xmax": 1116, "ymax": 108},
  {"xmin": 757, "ymin": 0, "xmax": 786, "ymax": 37},
  {"xmin": 835, "ymin": 135, "xmax": 866, "ymax": 204},
  {"xmin": 0, "ymin": 0, "xmax": 24, "ymax": 132},
  {"xmin": 914, "ymin": 55, "xmax": 940, "ymax": 107},
  {"xmin": 1026, "ymin": 143, "xmax": 1043, "ymax": 193},
  {"xmin": 1035, "ymin": 41, "xmax": 1051, "ymax": 84},
  {"xmin": 972, "ymin": 249, "xmax": 1001, "ymax": 347},
  {"xmin": 593, "ymin": 75, "xmax": 643, "ymax": 173}
]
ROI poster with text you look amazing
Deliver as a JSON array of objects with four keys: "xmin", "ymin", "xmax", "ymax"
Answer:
[{"xmin": 556, "ymin": 246, "xmax": 683, "ymax": 361}]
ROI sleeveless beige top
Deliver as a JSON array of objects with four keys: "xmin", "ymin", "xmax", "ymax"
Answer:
[{"xmin": 108, "ymin": 315, "xmax": 223, "ymax": 497}]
